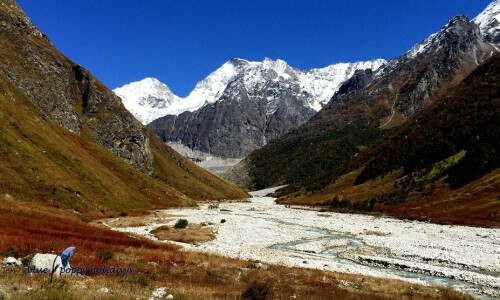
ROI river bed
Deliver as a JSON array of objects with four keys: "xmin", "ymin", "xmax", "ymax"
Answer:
[{"xmin": 112, "ymin": 187, "xmax": 500, "ymax": 298}]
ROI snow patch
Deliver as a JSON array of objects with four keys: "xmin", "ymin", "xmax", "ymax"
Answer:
[{"xmin": 474, "ymin": 0, "xmax": 500, "ymax": 38}]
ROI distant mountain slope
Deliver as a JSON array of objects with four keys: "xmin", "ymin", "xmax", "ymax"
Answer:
[
  {"xmin": 236, "ymin": 3, "xmax": 500, "ymax": 192},
  {"xmin": 279, "ymin": 55, "xmax": 500, "ymax": 227},
  {"xmin": 355, "ymin": 54, "xmax": 500, "ymax": 187},
  {"xmin": 0, "ymin": 0, "xmax": 247, "ymax": 214},
  {"xmin": 115, "ymin": 59, "xmax": 386, "ymax": 125},
  {"xmin": 116, "ymin": 58, "xmax": 385, "ymax": 158}
]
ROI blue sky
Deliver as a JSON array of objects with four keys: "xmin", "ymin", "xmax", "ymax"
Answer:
[{"xmin": 18, "ymin": 0, "xmax": 492, "ymax": 97}]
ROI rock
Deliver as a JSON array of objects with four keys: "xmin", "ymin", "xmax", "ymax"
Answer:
[
  {"xmin": 149, "ymin": 287, "xmax": 167, "ymax": 300},
  {"xmin": 251, "ymin": 262, "xmax": 268, "ymax": 270},
  {"xmin": 148, "ymin": 79, "xmax": 316, "ymax": 159},
  {"xmin": 98, "ymin": 287, "xmax": 109, "ymax": 293},
  {"xmin": 336, "ymin": 69, "xmax": 374, "ymax": 95},
  {"xmin": 338, "ymin": 280, "xmax": 350, "ymax": 288},
  {"xmin": 2, "ymin": 257, "xmax": 18, "ymax": 266},
  {"xmin": 166, "ymin": 295, "xmax": 174, "ymax": 300},
  {"xmin": 30, "ymin": 253, "xmax": 71, "ymax": 276}
]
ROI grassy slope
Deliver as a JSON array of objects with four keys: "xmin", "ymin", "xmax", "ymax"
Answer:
[
  {"xmin": 355, "ymin": 57, "xmax": 500, "ymax": 186},
  {"xmin": 244, "ymin": 19, "xmax": 491, "ymax": 195},
  {"xmin": 0, "ymin": 197, "xmax": 471, "ymax": 300},
  {"xmin": 280, "ymin": 56, "xmax": 500, "ymax": 227},
  {"xmin": 0, "ymin": 77, "xmax": 195, "ymax": 215},
  {"xmin": 0, "ymin": 0, "xmax": 247, "ymax": 214},
  {"xmin": 248, "ymin": 124, "xmax": 386, "ymax": 192},
  {"xmin": 282, "ymin": 165, "xmax": 500, "ymax": 227},
  {"xmin": 0, "ymin": 74, "xmax": 245, "ymax": 217}
]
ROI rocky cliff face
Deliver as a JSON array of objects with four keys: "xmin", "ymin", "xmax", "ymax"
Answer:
[
  {"xmin": 0, "ymin": 0, "xmax": 153, "ymax": 172},
  {"xmin": 148, "ymin": 76, "xmax": 316, "ymax": 158}
]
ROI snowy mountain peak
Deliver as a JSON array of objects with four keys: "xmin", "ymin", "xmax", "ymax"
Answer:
[
  {"xmin": 228, "ymin": 57, "xmax": 250, "ymax": 64},
  {"xmin": 115, "ymin": 77, "xmax": 175, "ymax": 102},
  {"xmin": 262, "ymin": 57, "xmax": 289, "ymax": 69},
  {"xmin": 474, "ymin": 0, "xmax": 500, "ymax": 43},
  {"xmin": 405, "ymin": 15, "xmax": 477, "ymax": 59},
  {"xmin": 113, "ymin": 77, "xmax": 181, "ymax": 124},
  {"xmin": 115, "ymin": 57, "xmax": 386, "ymax": 124},
  {"xmin": 406, "ymin": 1, "xmax": 500, "ymax": 60}
]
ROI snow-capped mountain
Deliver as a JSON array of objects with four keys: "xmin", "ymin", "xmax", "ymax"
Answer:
[
  {"xmin": 474, "ymin": 0, "xmax": 500, "ymax": 44},
  {"xmin": 114, "ymin": 58, "xmax": 385, "ymax": 125},
  {"xmin": 184, "ymin": 57, "xmax": 386, "ymax": 112},
  {"xmin": 404, "ymin": 0, "xmax": 500, "ymax": 61},
  {"xmin": 145, "ymin": 58, "xmax": 385, "ymax": 158},
  {"xmin": 227, "ymin": 0, "xmax": 500, "ymax": 191},
  {"xmin": 113, "ymin": 78, "xmax": 181, "ymax": 124},
  {"xmin": 326, "ymin": 12, "xmax": 499, "ymax": 124}
]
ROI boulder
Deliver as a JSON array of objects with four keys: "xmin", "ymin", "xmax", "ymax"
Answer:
[
  {"xmin": 2, "ymin": 257, "xmax": 19, "ymax": 267},
  {"xmin": 251, "ymin": 262, "xmax": 268, "ymax": 270},
  {"xmin": 30, "ymin": 254, "xmax": 71, "ymax": 276},
  {"xmin": 149, "ymin": 287, "xmax": 168, "ymax": 300}
]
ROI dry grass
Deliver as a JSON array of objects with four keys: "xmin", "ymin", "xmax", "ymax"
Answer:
[
  {"xmin": 151, "ymin": 224, "xmax": 216, "ymax": 245},
  {"xmin": 280, "ymin": 162, "xmax": 500, "ymax": 227},
  {"xmin": 106, "ymin": 214, "xmax": 164, "ymax": 228},
  {"xmin": 0, "ymin": 197, "xmax": 472, "ymax": 300},
  {"xmin": 363, "ymin": 230, "xmax": 390, "ymax": 236},
  {"xmin": 317, "ymin": 213, "xmax": 332, "ymax": 218},
  {"xmin": 0, "ymin": 65, "xmax": 247, "ymax": 219},
  {"xmin": 379, "ymin": 170, "xmax": 500, "ymax": 227},
  {"xmin": 0, "ymin": 261, "xmax": 472, "ymax": 300},
  {"xmin": 279, "ymin": 168, "xmax": 402, "ymax": 206}
]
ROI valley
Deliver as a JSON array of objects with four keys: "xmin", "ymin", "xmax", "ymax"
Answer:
[
  {"xmin": 0, "ymin": 193, "xmax": 469, "ymax": 299},
  {"xmin": 110, "ymin": 187, "xmax": 500, "ymax": 299},
  {"xmin": 1, "ymin": 0, "xmax": 499, "ymax": 299}
]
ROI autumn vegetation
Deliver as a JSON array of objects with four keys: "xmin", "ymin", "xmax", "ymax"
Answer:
[
  {"xmin": 0, "ymin": 193, "xmax": 475, "ymax": 299},
  {"xmin": 276, "ymin": 56, "xmax": 500, "ymax": 227}
]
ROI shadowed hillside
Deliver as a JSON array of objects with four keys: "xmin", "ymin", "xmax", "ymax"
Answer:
[
  {"xmin": 0, "ymin": 0, "xmax": 247, "ymax": 216},
  {"xmin": 278, "ymin": 55, "xmax": 500, "ymax": 227},
  {"xmin": 235, "ymin": 13, "xmax": 499, "ymax": 195}
]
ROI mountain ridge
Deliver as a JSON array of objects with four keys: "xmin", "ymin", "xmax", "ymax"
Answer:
[
  {"xmin": 232, "ymin": 1, "xmax": 500, "ymax": 191},
  {"xmin": 277, "ymin": 54, "xmax": 500, "ymax": 227},
  {"xmin": 141, "ymin": 58, "xmax": 385, "ymax": 159},
  {"xmin": 114, "ymin": 58, "xmax": 386, "ymax": 125}
]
